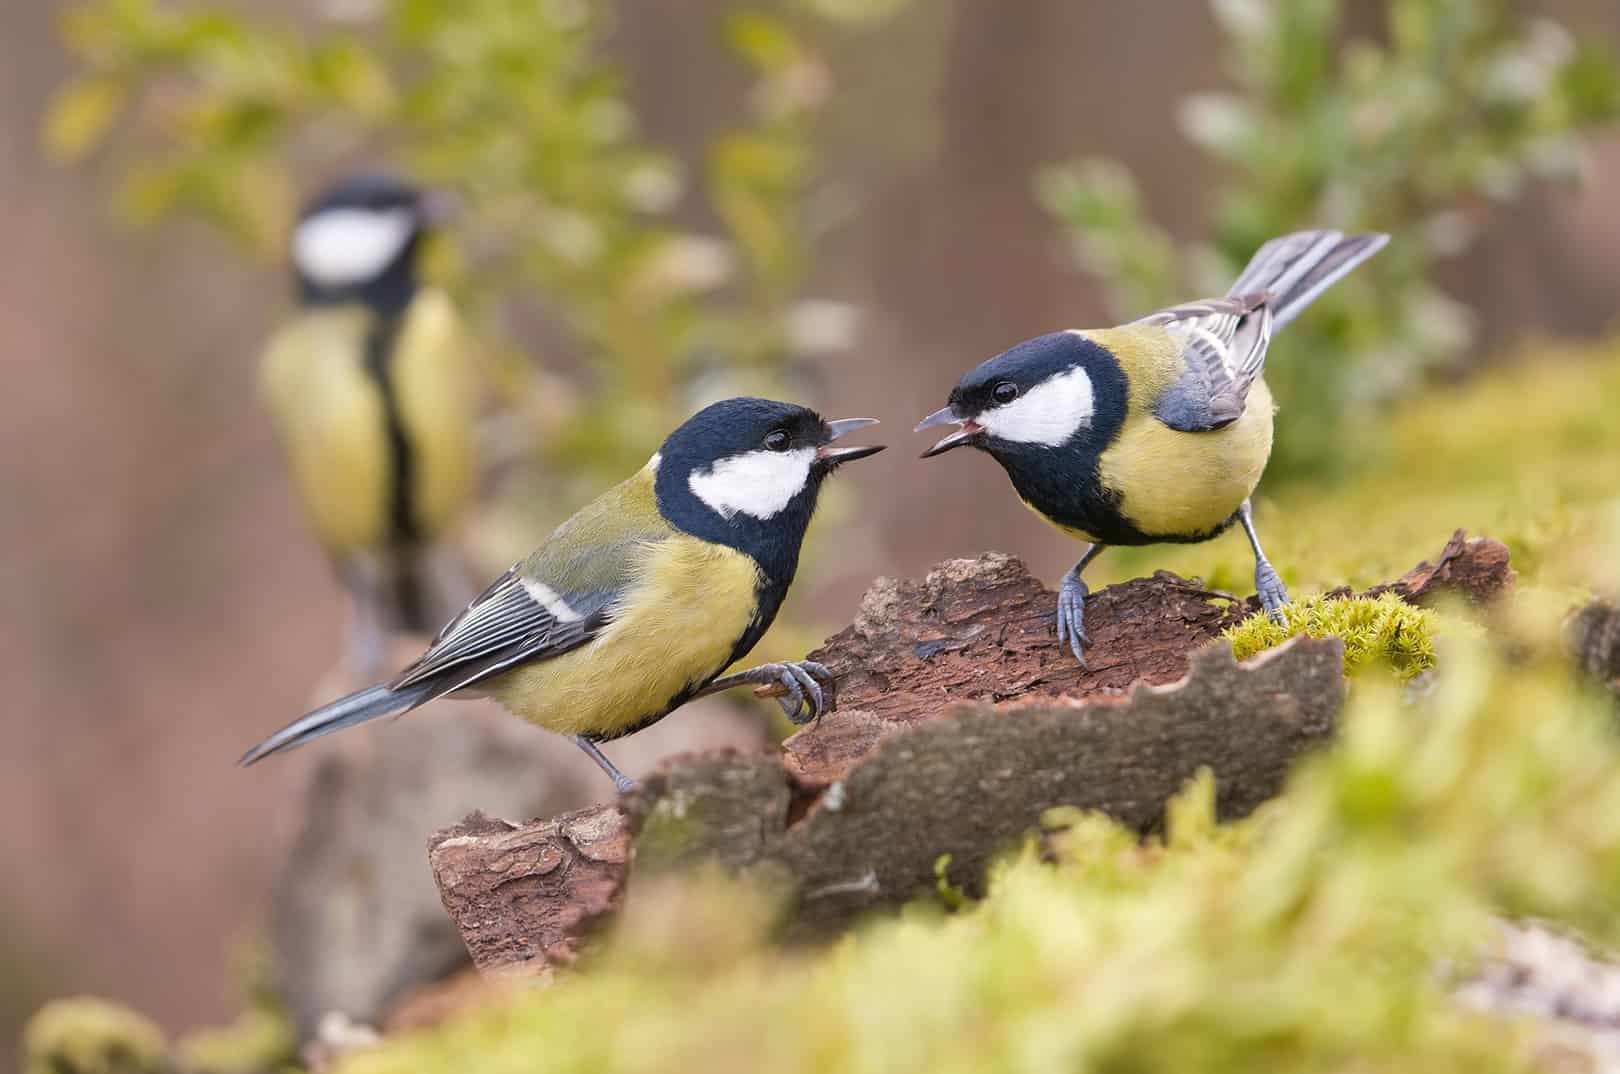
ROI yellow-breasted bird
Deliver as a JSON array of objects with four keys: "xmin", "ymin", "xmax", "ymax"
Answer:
[
  {"xmin": 240, "ymin": 398, "xmax": 884, "ymax": 792},
  {"xmin": 261, "ymin": 172, "xmax": 476, "ymax": 676},
  {"xmin": 917, "ymin": 229, "xmax": 1388, "ymax": 667}
]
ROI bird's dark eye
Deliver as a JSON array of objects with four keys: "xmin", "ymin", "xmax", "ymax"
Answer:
[
  {"xmin": 764, "ymin": 430, "xmax": 791, "ymax": 452},
  {"xmin": 992, "ymin": 381, "xmax": 1019, "ymax": 405}
]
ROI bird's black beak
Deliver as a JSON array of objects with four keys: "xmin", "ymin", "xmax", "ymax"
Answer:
[
  {"xmin": 816, "ymin": 417, "xmax": 885, "ymax": 465},
  {"xmin": 916, "ymin": 407, "xmax": 984, "ymax": 458}
]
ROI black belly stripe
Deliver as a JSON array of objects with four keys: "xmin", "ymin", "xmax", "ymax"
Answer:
[{"xmin": 363, "ymin": 311, "xmax": 419, "ymax": 547}]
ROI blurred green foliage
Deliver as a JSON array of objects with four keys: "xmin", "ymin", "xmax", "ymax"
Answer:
[
  {"xmin": 47, "ymin": 0, "xmax": 898, "ymax": 494},
  {"xmin": 1036, "ymin": 0, "xmax": 1620, "ymax": 482}
]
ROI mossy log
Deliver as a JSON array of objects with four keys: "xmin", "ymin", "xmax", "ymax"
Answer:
[{"xmin": 429, "ymin": 533, "xmax": 1514, "ymax": 976}]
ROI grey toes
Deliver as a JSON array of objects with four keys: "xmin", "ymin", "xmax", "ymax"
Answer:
[
  {"xmin": 784, "ymin": 661, "xmax": 830, "ymax": 726},
  {"xmin": 1056, "ymin": 577, "xmax": 1091, "ymax": 669},
  {"xmin": 1256, "ymin": 563, "xmax": 1290, "ymax": 623},
  {"xmin": 771, "ymin": 664, "xmax": 808, "ymax": 722}
]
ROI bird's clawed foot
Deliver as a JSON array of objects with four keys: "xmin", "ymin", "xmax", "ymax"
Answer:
[
  {"xmin": 1056, "ymin": 568, "xmax": 1092, "ymax": 669},
  {"xmin": 759, "ymin": 660, "xmax": 835, "ymax": 725},
  {"xmin": 702, "ymin": 660, "xmax": 836, "ymax": 725},
  {"xmin": 1255, "ymin": 559, "xmax": 1290, "ymax": 623}
]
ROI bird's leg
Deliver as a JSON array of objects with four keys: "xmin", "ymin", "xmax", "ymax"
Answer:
[
  {"xmin": 1238, "ymin": 499, "xmax": 1289, "ymax": 622},
  {"xmin": 574, "ymin": 736, "xmax": 638, "ymax": 795},
  {"xmin": 693, "ymin": 661, "xmax": 835, "ymax": 725},
  {"xmin": 1056, "ymin": 543, "xmax": 1107, "ymax": 669}
]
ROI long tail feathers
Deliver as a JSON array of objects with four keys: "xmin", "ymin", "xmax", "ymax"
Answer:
[
  {"xmin": 238, "ymin": 681, "xmax": 435, "ymax": 766},
  {"xmin": 1227, "ymin": 229, "xmax": 1389, "ymax": 329}
]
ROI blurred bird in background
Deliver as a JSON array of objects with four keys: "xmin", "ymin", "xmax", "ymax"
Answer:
[
  {"xmin": 240, "ymin": 397, "xmax": 885, "ymax": 792},
  {"xmin": 918, "ymin": 230, "xmax": 1388, "ymax": 667},
  {"xmin": 260, "ymin": 172, "xmax": 478, "ymax": 678}
]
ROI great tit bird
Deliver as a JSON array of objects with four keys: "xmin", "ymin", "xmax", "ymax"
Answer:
[
  {"xmin": 917, "ymin": 229, "xmax": 1388, "ymax": 667},
  {"xmin": 241, "ymin": 398, "xmax": 884, "ymax": 793},
  {"xmin": 260, "ymin": 172, "xmax": 476, "ymax": 676}
]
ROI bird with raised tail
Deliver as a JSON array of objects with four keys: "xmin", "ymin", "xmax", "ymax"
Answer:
[
  {"xmin": 241, "ymin": 398, "xmax": 885, "ymax": 793},
  {"xmin": 917, "ymin": 229, "xmax": 1389, "ymax": 667}
]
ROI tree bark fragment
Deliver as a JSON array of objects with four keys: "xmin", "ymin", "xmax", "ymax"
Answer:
[{"xmin": 429, "ymin": 533, "xmax": 1516, "ymax": 976}]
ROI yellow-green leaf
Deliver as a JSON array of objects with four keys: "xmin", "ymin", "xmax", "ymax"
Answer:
[
  {"xmin": 42, "ymin": 78, "xmax": 127, "ymax": 161},
  {"xmin": 723, "ymin": 11, "xmax": 800, "ymax": 73}
]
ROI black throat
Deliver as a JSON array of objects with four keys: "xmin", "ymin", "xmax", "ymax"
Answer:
[{"xmin": 361, "ymin": 308, "xmax": 419, "ymax": 551}]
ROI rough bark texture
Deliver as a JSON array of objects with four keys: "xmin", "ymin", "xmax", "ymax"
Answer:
[
  {"xmin": 428, "ymin": 535, "xmax": 1516, "ymax": 976},
  {"xmin": 1567, "ymin": 598, "xmax": 1620, "ymax": 694},
  {"xmin": 1353, "ymin": 529, "xmax": 1518, "ymax": 608},
  {"xmin": 428, "ymin": 808, "xmax": 631, "ymax": 975}
]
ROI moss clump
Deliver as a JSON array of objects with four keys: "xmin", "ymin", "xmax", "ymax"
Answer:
[
  {"xmin": 175, "ymin": 1007, "xmax": 297, "ymax": 1074},
  {"xmin": 1223, "ymin": 593, "xmax": 1446, "ymax": 680},
  {"xmin": 333, "ymin": 633, "xmax": 1620, "ymax": 1074},
  {"xmin": 21, "ymin": 997, "xmax": 167, "ymax": 1074}
]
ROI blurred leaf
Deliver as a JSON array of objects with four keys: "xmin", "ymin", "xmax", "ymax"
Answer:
[
  {"xmin": 308, "ymin": 38, "xmax": 396, "ymax": 115},
  {"xmin": 724, "ymin": 10, "xmax": 802, "ymax": 74},
  {"xmin": 41, "ymin": 77, "xmax": 126, "ymax": 160}
]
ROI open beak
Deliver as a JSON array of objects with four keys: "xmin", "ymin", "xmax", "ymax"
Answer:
[
  {"xmin": 816, "ymin": 417, "xmax": 885, "ymax": 465},
  {"xmin": 916, "ymin": 407, "xmax": 984, "ymax": 458}
]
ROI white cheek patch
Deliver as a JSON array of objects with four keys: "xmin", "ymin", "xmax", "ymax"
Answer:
[
  {"xmin": 978, "ymin": 365, "xmax": 1095, "ymax": 446},
  {"xmin": 688, "ymin": 447, "xmax": 815, "ymax": 520},
  {"xmin": 521, "ymin": 579, "xmax": 583, "ymax": 623},
  {"xmin": 293, "ymin": 208, "xmax": 415, "ymax": 288}
]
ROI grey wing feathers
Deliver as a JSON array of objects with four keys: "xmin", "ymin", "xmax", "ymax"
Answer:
[
  {"xmin": 239, "ymin": 555, "xmax": 628, "ymax": 766},
  {"xmin": 1226, "ymin": 229, "xmax": 1388, "ymax": 329},
  {"xmin": 1139, "ymin": 295, "xmax": 1272, "ymax": 431},
  {"xmin": 388, "ymin": 565, "xmax": 607, "ymax": 698},
  {"xmin": 1147, "ymin": 229, "xmax": 1387, "ymax": 432}
]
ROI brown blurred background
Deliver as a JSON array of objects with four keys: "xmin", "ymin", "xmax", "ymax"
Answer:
[{"xmin": 3, "ymin": 0, "xmax": 1618, "ymax": 1062}]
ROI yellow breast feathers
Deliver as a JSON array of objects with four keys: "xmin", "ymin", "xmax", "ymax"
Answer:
[
  {"xmin": 259, "ymin": 289, "xmax": 476, "ymax": 555},
  {"xmin": 1088, "ymin": 326, "xmax": 1275, "ymax": 539},
  {"xmin": 489, "ymin": 536, "xmax": 763, "ymax": 738}
]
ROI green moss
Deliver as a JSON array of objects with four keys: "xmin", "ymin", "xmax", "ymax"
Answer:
[
  {"xmin": 329, "ymin": 628, "xmax": 1620, "ymax": 1074},
  {"xmin": 21, "ymin": 997, "xmax": 168, "ymax": 1074},
  {"xmin": 1223, "ymin": 593, "xmax": 1448, "ymax": 681},
  {"xmin": 175, "ymin": 1007, "xmax": 297, "ymax": 1074}
]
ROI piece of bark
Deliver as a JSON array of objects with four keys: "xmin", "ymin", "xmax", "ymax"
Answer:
[
  {"xmin": 428, "ymin": 807, "xmax": 630, "ymax": 975},
  {"xmin": 815, "ymin": 553, "xmax": 1253, "ymax": 725},
  {"xmin": 428, "ymin": 534, "xmax": 1512, "ymax": 975},
  {"xmin": 1359, "ymin": 529, "xmax": 1517, "ymax": 607},
  {"xmin": 1455, "ymin": 921, "xmax": 1620, "ymax": 1073},
  {"xmin": 1567, "ymin": 598, "xmax": 1620, "ymax": 694}
]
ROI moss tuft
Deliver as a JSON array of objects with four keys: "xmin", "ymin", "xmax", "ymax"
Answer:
[
  {"xmin": 1223, "ymin": 593, "xmax": 1448, "ymax": 680},
  {"xmin": 175, "ymin": 1006, "xmax": 297, "ymax": 1074},
  {"xmin": 21, "ymin": 997, "xmax": 167, "ymax": 1074}
]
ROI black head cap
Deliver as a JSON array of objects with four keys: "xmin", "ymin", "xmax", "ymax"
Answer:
[
  {"xmin": 293, "ymin": 171, "xmax": 445, "ymax": 313},
  {"xmin": 655, "ymin": 397, "xmax": 883, "ymax": 581},
  {"xmin": 918, "ymin": 331, "xmax": 1127, "ymax": 458}
]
